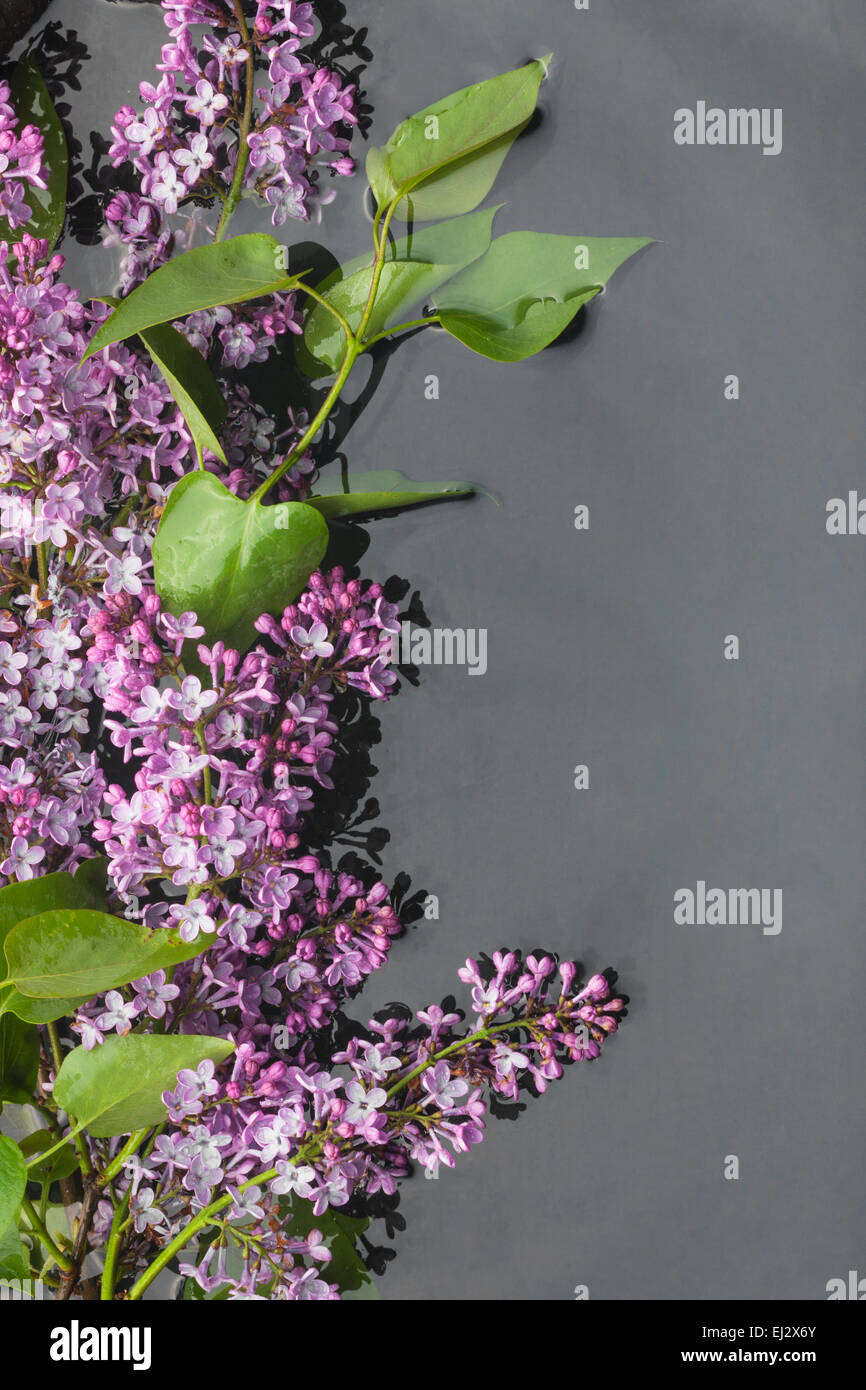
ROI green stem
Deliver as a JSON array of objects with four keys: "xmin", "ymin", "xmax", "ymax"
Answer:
[
  {"xmin": 36, "ymin": 541, "xmax": 48, "ymax": 593},
  {"xmin": 249, "ymin": 338, "xmax": 358, "ymax": 503},
  {"xmin": 213, "ymin": 1, "xmax": 254, "ymax": 242},
  {"xmin": 25, "ymin": 1128, "xmax": 83, "ymax": 1173},
  {"xmin": 127, "ymin": 1011, "xmax": 539, "ymax": 1299},
  {"xmin": 47, "ymin": 1021, "xmax": 93, "ymax": 1176},
  {"xmin": 100, "ymin": 1129, "xmax": 151, "ymax": 1186},
  {"xmin": 362, "ymin": 315, "xmax": 441, "ymax": 349},
  {"xmin": 21, "ymin": 1196, "xmax": 74, "ymax": 1274},
  {"xmin": 100, "ymin": 1187, "xmax": 132, "ymax": 1300},
  {"xmin": 194, "ymin": 723, "xmax": 212, "ymax": 804}
]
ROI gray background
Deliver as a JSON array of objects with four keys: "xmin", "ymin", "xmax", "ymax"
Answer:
[{"xmin": 12, "ymin": 0, "xmax": 865, "ymax": 1299}]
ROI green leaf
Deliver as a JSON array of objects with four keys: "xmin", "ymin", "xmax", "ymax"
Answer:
[
  {"xmin": 0, "ymin": 1135, "xmax": 26, "ymax": 1240},
  {"xmin": 152, "ymin": 471, "xmax": 329, "ymax": 655},
  {"xmin": 0, "ymin": 861, "xmax": 108, "ymax": 969},
  {"xmin": 95, "ymin": 297, "xmax": 227, "ymax": 467},
  {"xmin": 0, "ymin": 1014, "xmax": 39, "ymax": 1105},
  {"xmin": 300, "ymin": 207, "xmax": 500, "ymax": 375},
  {"xmin": 433, "ymin": 232, "xmax": 652, "ymax": 362},
  {"xmin": 141, "ymin": 323, "xmax": 228, "ymax": 466},
  {"xmin": 0, "ymin": 1225, "xmax": 29, "ymax": 1282},
  {"xmin": 0, "ymin": 861, "xmax": 109, "ymax": 1021},
  {"xmin": 82, "ymin": 234, "xmax": 302, "ymax": 362},
  {"xmin": 367, "ymin": 56, "xmax": 550, "ymax": 220},
  {"xmin": 282, "ymin": 1196, "xmax": 374, "ymax": 1293},
  {"xmin": 308, "ymin": 469, "xmax": 475, "ymax": 519},
  {"xmin": 3, "ymin": 909, "xmax": 214, "ymax": 1004},
  {"xmin": 54, "ymin": 1034, "xmax": 234, "ymax": 1137},
  {"xmin": 16, "ymin": 1130, "xmax": 79, "ymax": 1185},
  {"xmin": 0, "ymin": 57, "xmax": 67, "ymax": 252}
]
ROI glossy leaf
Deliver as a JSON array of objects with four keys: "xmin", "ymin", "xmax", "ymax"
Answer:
[
  {"xmin": 96, "ymin": 296, "xmax": 226, "ymax": 467},
  {"xmin": 367, "ymin": 56, "xmax": 550, "ymax": 220},
  {"xmin": 0, "ymin": 1226, "xmax": 29, "ymax": 1282},
  {"xmin": 309, "ymin": 470, "xmax": 475, "ymax": 519},
  {"xmin": 83, "ymin": 234, "xmax": 302, "ymax": 361},
  {"xmin": 0, "ymin": 860, "xmax": 107, "ymax": 964},
  {"xmin": 3, "ymin": 909, "xmax": 214, "ymax": 1002},
  {"xmin": 17, "ymin": 1130, "xmax": 80, "ymax": 1185},
  {"xmin": 0, "ymin": 861, "xmax": 108, "ymax": 1022},
  {"xmin": 54, "ymin": 1034, "xmax": 235, "ymax": 1137},
  {"xmin": 300, "ymin": 207, "xmax": 500, "ymax": 374},
  {"xmin": 152, "ymin": 471, "xmax": 329, "ymax": 655},
  {"xmin": 141, "ymin": 322, "xmax": 228, "ymax": 465},
  {"xmin": 433, "ymin": 232, "xmax": 652, "ymax": 362},
  {"xmin": 0, "ymin": 1135, "xmax": 26, "ymax": 1240},
  {"xmin": 0, "ymin": 1014, "xmax": 39, "ymax": 1105},
  {"xmin": 0, "ymin": 57, "xmax": 67, "ymax": 251}
]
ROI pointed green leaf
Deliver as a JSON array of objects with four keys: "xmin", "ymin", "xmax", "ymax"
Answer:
[
  {"xmin": 300, "ymin": 207, "xmax": 500, "ymax": 375},
  {"xmin": 54, "ymin": 1034, "xmax": 234, "ymax": 1137},
  {"xmin": 308, "ymin": 470, "xmax": 475, "ymax": 519},
  {"xmin": 3, "ymin": 909, "xmax": 215, "ymax": 1002},
  {"xmin": 0, "ymin": 56, "xmax": 67, "ymax": 252},
  {"xmin": 0, "ymin": 1014, "xmax": 39, "ymax": 1105},
  {"xmin": 139, "ymin": 321, "xmax": 228, "ymax": 465},
  {"xmin": 152, "ymin": 471, "xmax": 329, "ymax": 655},
  {"xmin": 96, "ymin": 296, "xmax": 227, "ymax": 467},
  {"xmin": 367, "ymin": 56, "xmax": 550, "ymax": 220},
  {"xmin": 0, "ymin": 1135, "xmax": 26, "ymax": 1240},
  {"xmin": 433, "ymin": 232, "xmax": 652, "ymax": 361},
  {"xmin": 82, "ymin": 234, "xmax": 302, "ymax": 361}
]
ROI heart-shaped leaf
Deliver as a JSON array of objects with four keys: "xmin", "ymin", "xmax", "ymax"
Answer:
[
  {"xmin": 0, "ymin": 1135, "xmax": 26, "ymax": 1240},
  {"xmin": 0, "ymin": 1014, "xmax": 39, "ymax": 1105},
  {"xmin": 54, "ymin": 1034, "xmax": 234, "ymax": 1137},
  {"xmin": 95, "ymin": 297, "xmax": 227, "ymax": 467},
  {"xmin": 2, "ymin": 909, "xmax": 215, "ymax": 1004},
  {"xmin": 16, "ymin": 1130, "xmax": 80, "ymax": 1186},
  {"xmin": 299, "ymin": 207, "xmax": 500, "ymax": 375},
  {"xmin": 433, "ymin": 233, "xmax": 652, "ymax": 361},
  {"xmin": 367, "ymin": 57, "xmax": 550, "ymax": 220},
  {"xmin": 0, "ymin": 56, "xmax": 67, "ymax": 252},
  {"xmin": 152, "ymin": 471, "xmax": 329, "ymax": 655},
  {"xmin": 83, "ymin": 234, "xmax": 302, "ymax": 361},
  {"xmin": 308, "ymin": 470, "xmax": 476, "ymax": 519}
]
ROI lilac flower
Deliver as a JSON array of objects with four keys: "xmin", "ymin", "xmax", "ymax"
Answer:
[
  {"xmin": 173, "ymin": 133, "xmax": 215, "ymax": 185},
  {"xmin": 96, "ymin": 990, "xmax": 140, "ymax": 1036},
  {"xmin": 420, "ymin": 1062, "xmax": 469, "ymax": 1112},
  {"xmin": 271, "ymin": 1160, "xmax": 317, "ymax": 1199},
  {"xmin": 1, "ymin": 835, "xmax": 45, "ymax": 880},
  {"xmin": 132, "ymin": 970, "xmax": 181, "ymax": 1020},
  {"xmin": 185, "ymin": 79, "xmax": 229, "ymax": 125},
  {"xmin": 169, "ymin": 899, "xmax": 216, "ymax": 943},
  {"xmin": 130, "ymin": 1187, "xmax": 167, "ymax": 1234},
  {"xmin": 290, "ymin": 620, "xmax": 334, "ymax": 660}
]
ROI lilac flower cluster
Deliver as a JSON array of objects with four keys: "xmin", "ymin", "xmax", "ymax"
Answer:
[
  {"xmin": 0, "ymin": 2, "xmax": 628, "ymax": 1302},
  {"xmin": 108, "ymin": 0, "xmax": 357, "ymax": 232},
  {"xmin": 84, "ymin": 960, "xmax": 623, "ymax": 1298},
  {"xmin": 0, "ymin": 78, "xmax": 48, "ymax": 230}
]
